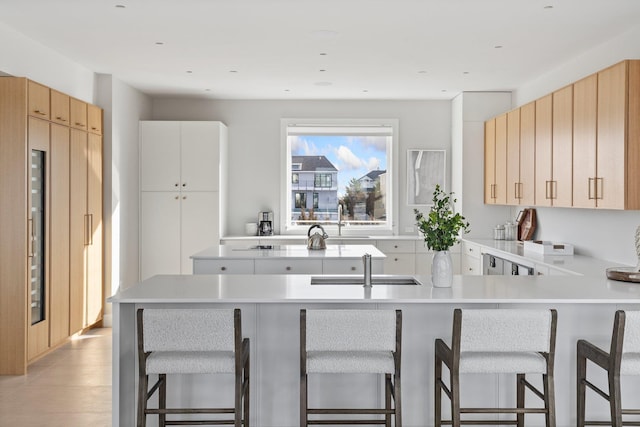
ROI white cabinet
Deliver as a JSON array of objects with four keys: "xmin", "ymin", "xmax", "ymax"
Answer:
[
  {"xmin": 254, "ymin": 259, "xmax": 323, "ymax": 274},
  {"xmin": 461, "ymin": 241, "xmax": 482, "ymax": 275},
  {"xmin": 377, "ymin": 240, "xmax": 415, "ymax": 274},
  {"xmin": 140, "ymin": 121, "xmax": 227, "ymax": 280},
  {"xmin": 322, "ymin": 259, "xmax": 384, "ymax": 275}
]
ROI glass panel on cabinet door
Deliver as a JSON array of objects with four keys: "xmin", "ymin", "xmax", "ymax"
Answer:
[{"xmin": 30, "ymin": 149, "xmax": 46, "ymax": 325}]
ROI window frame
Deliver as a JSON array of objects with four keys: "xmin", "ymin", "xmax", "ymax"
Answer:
[{"xmin": 280, "ymin": 118, "xmax": 399, "ymax": 236}]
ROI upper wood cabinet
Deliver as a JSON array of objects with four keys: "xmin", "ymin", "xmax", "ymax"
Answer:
[
  {"xmin": 484, "ymin": 115, "xmax": 507, "ymax": 204},
  {"xmin": 506, "ymin": 107, "xmax": 535, "ymax": 205},
  {"xmin": 534, "ymin": 94, "xmax": 553, "ymax": 206},
  {"xmin": 551, "ymin": 85, "xmax": 573, "ymax": 207},
  {"xmin": 70, "ymin": 98, "xmax": 87, "ymax": 131},
  {"xmin": 50, "ymin": 90, "xmax": 70, "ymax": 126},
  {"xmin": 596, "ymin": 60, "xmax": 640, "ymax": 209},
  {"xmin": 573, "ymin": 74, "xmax": 598, "ymax": 208},
  {"xmin": 88, "ymin": 104, "xmax": 103, "ymax": 135},
  {"xmin": 28, "ymin": 80, "xmax": 50, "ymax": 120}
]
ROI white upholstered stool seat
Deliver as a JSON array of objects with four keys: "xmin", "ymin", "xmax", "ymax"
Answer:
[
  {"xmin": 459, "ymin": 351, "xmax": 547, "ymax": 374},
  {"xmin": 136, "ymin": 308, "xmax": 250, "ymax": 427},
  {"xmin": 435, "ymin": 308, "xmax": 558, "ymax": 427},
  {"xmin": 307, "ymin": 350, "xmax": 395, "ymax": 374},
  {"xmin": 146, "ymin": 351, "xmax": 235, "ymax": 374},
  {"xmin": 300, "ymin": 309, "xmax": 402, "ymax": 426},
  {"xmin": 578, "ymin": 310, "xmax": 640, "ymax": 427}
]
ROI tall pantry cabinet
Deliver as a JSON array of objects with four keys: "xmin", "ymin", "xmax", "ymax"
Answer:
[
  {"xmin": 0, "ymin": 77, "xmax": 103, "ymax": 375},
  {"xmin": 139, "ymin": 121, "xmax": 227, "ymax": 280}
]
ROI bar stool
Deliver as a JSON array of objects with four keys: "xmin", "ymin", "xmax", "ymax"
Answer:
[
  {"xmin": 577, "ymin": 310, "xmax": 640, "ymax": 427},
  {"xmin": 435, "ymin": 308, "xmax": 557, "ymax": 427},
  {"xmin": 136, "ymin": 308, "xmax": 250, "ymax": 427},
  {"xmin": 300, "ymin": 309, "xmax": 402, "ymax": 426}
]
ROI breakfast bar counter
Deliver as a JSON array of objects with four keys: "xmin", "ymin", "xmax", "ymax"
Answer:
[{"xmin": 110, "ymin": 274, "xmax": 640, "ymax": 427}]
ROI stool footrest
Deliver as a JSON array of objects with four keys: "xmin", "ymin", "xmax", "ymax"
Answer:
[
  {"xmin": 308, "ymin": 420, "xmax": 389, "ymax": 425},
  {"xmin": 460, "ymin": 408, "xmax": 547, "ymax": 414},
  {"xmin": 165, "ymin": 421, "xmax": 242, "ymax": 426},
  {"xmin": 308, "ymin": 408, "xmax": 394, "ymax": 414},
  {"xmin": 147, "ymin": 408, "xmax": 235, "ymax": 414},
  {"xmin": 441, "ymin": 420, "xmax": 519, "ymax": 425}
]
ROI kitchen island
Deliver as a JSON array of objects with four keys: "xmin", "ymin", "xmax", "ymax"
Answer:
[
  {"xmin": 110, "ymin": 274, "xmax": 640, "ymax": 427},
  {"xmin": 191, "ymin": 244, "xmax": 386, "ymax": 274}
]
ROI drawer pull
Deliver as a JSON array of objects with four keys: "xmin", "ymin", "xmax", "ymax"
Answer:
[
  {"xmin": 221, "ymin": 266, "xmax": 227, "ymax": 271},
  {"xmin": 351, "ymin": 266, "xmax": 356, "ymax": 271},
  {"xmin": 34, "ymin": 109, "xmax": 46, "ymax": 116},
  {"xmin": 56, "ymin": 116, "xmax": 67, "ymax": 122},
  {"xmin": 75, "ymin": 122, "xmax": 86, "ymax": 127},
  {"xmin": 394, "ymin": 258, "xmax": 398, "ymax": 262},
  {"xmin": 286, "ymin": 266, "xmax": 292, "ymax": 271}
]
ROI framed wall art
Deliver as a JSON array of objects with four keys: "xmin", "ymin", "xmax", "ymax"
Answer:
[{"xmin": 407, "ymin": 149, "xmax": 445, "ymax": 205}]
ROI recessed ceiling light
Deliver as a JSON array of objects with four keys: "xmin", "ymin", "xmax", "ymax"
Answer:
[
  {"xmin": 418, "ymin": 70, "xmax": 427, "ymax": 74},
  {"xmin": 229, "ymin": 70, "xmax": 238, "ymax": 73},
  {"xmin": 205, "ymin": 89, "xmax": 211, "ymax": 92},
  {"xmin": 320, "ymin": 53, "xmax": 327, "ymax": 56},
  {"xmin": 186, "ymin": 70, "xmax": 193, "ymax": 74},
  {"xmin": 284, "ymin": 89, "xmax": 290, "ymax": 92},
  {"xmin": 544, "ymin": 5, "xmax": 553, "ymax": 9},
  {"xmin": 494, "ymin": 45, "xmax": 503, "ymax": 49},
  {"xmin": 315, "ymin": 81, "xmax": 332, "ymax": 86},
  {"xmin": 362, "ymin": 90, "xmax": 369, "ymax": 93},
  {"xmin": 155, "ymin": 42, "xmax": 164, "ymax": 45},
  {"xmin": 463, "ymin": 71, "xmax": 470, "ymax": 74},
  {"xmin": 441, "ymin": 89, "xmax": 447, "ymax": 92},
  {"xmin": 115, "ymin": 4, "xmax": 125, "ymax": 8},
  {"xmin": 319, "ymin": 69, "xmax": 326, "ymax": 72}
]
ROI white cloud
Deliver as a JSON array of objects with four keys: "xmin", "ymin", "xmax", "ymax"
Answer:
[
  {"xmin": 290, "ymin": 136, "xmax": 319, "ymax": 155},
  {"xmin": 347, "ymin": 136, "xmax": 387, "ymax": 152},
  {"xmin": 335, "ymin": 145, "xmax": 365, "ymax": 170},
  {"xmin": 366, "ymin": 157, "xmax": 381, "ymax": 171}
]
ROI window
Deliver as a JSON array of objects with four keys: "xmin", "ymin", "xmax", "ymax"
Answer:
[
  {"xmin": 281, "ymin": 119, "xmax": 397, "ymax": 234},
  {"xmin": 295, "ymin": 192, "xmax": 306, "ymax": 209},
  {"xmin": 314, "ymin": 173, "xmax": 332, "ymax": 188}
]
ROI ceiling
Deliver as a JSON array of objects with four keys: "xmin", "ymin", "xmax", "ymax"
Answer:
[{"xmin": 1, "ymin": 0, "xmax": 640, "ymax": 100}]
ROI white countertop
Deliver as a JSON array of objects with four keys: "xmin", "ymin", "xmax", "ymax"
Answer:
[
  {"xmin": 464, "ymin": 238, "xmax": 630, "ymax": 276},
  {"xmin": 109, "ymin": 273, "xmax": 640, "ymax": 304},
  {"xmin": 191, "ymin": 244, "xmax": 386, "ymax": 260},
  {"xmin": 221, "ymin": 235, "xmax": 422, "ymax": 242}
]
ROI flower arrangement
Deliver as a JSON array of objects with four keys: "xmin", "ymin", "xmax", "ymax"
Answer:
[{"xmin": 414, "ymin": 185, "xmax": 470, "ymax": 251}]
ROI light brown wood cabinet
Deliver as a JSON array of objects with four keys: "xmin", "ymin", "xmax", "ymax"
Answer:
[
  {"xmin": 0, "ymin": 77, "xmax": 103, "ymax": 375},
  {"xmin": 51, "ymin": 90, "xmax": 70, "ymax": 126},
  {"xmin": 484, "ymin": 114, "xmax": 507, "ymax": 204},
  {"xmin": 70, "ymin": 97, "xmax": 88, "ymax": 131},
  {"xmin": 486, "ymin": 59, "xmax": 640, "ymax": 210},
  {"xmin": 88, "ymin": 104, "xmax": 103, "ymax": 135}
]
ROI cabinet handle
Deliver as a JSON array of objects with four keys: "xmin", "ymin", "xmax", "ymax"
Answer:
[
  {"xmin": 545, "ymin": 181, "xmax": 551, "ymax": 200},
  {"xmin": 490, "ymin": 184, "xmax": 496, "ymax": 199},
  {"xmin": 182, "ymin": 196, "xmax": 187, "ymax": 200},
  {"xmin": 588, "ymin": 178, "xmax": 595, "ymax": 200},
  {"xmin": 286, "ymin": 266, "xmax": 292, "ymax": 271},
  {"xmin": 174, "ymin": 195, "xmax": 179, "ymax": 200},
  {"xmin": 221, "ymin": 266, "xmax": 227, "ymax": 271},
  {"xmin": 182, "ymin": 182, "xmax": 187, "ymax": 187},
  {"xmin": 84, "ymin": 214, "xmax": 90, "ymax": 246},
  {"xmin": 552, "ymin": 180, "xmax": 558, "ymax": 200},
  {"xmin": 351, "ymin": 266, "xmax": 356, "ymax": 271},
  {"xmin": 175, "ymin": 183, "xmax": 179, "ymax": 187},
  {"xmin": 519, "ymin": 182, "xmax": 523, "ymax": 199},
  {"xmin": 56, "ymin": 116, "xmax": 67, "ymax": 122},
  {"xmin": 394, "ymin": 258, "xmax": 399, "ymax": 262},
  {"xmin": 91, "ymin": 126, "xmax": 98, "ymax": 130},
  {"xmin": 33, "ymin": 109, "xmax": 46, "ymax": 116},
  {"xmin": 88, "ymin": 214, "xmax": 93, "ymax": 245},
  {"xmin": 596, "ymin": 177, "xmax": 603, "ymax": 200},
  {"xmin": 75, "ymin": 122, "xmax": 86, "ymax": 127}
]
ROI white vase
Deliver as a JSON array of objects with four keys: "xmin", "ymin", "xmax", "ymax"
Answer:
[{"xmin": 431, "ymin": 250, "xmax": 453, "ymax": 288}]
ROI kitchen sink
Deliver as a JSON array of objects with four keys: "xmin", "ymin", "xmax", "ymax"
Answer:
[{"xmin": 310, "ymin": 275, "xmax": 422, "ymax": 286}]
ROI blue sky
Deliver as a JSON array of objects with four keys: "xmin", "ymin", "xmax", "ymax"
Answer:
[{"xmin": 290, "ymin": 135, "xmax": 388, "ymax": 196}]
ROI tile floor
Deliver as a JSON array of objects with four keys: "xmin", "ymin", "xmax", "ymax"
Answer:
[{"xmin": 0, "ymin": 328, "xmax": 112, "ymax": 427}]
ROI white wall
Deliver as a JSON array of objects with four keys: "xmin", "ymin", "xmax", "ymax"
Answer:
[
  {"xmin": 151, "ymin": 99, "xmax": 451, "ymax": 236},
  {"xmin": 0, "ymin": 22, "xmax": 96, "ymax": 102},
  {"xmin": 511, "ymin": 23, "xmax": 640, "ymax": 266}
]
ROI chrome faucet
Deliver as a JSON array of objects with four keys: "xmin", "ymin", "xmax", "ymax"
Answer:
[
  {"xmin": 363, "ymin": 253, "xmax": 372, "ymax": 288},
  {"xmin": 337, "ymin": 204, "xmax": 344, "ymax": 236}
]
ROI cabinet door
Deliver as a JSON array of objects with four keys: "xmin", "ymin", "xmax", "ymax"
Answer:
[
  {"xmin": 140, "ymin": 121, "xmax": 181, "ymax": 191},
  {"xmin": 69, "ymin": 129, "xmax": 88, "ymax": 334},
  {"xmin": 70, "ymin": 98, "xmax": 87, "ymax": 131},
  {"xmin": 180, "ymin": 192, "xmax": 219, "ymax": 274},
  {"xmin": 573, "ymin": 74, "xmax": 598, "ymax": 208},
  {"xmin": 535, "ymin": 94, "xmax": 553, "ymax": 206},
  {"xmin": 494, "ymin": 114, "xmax": 508, "ymax": 204},
  {"xmin": 27, "ymin": 118, "xmax": 50, "ymax": 360},
  {"xmin": 28, "ymin": 80, "xmax": 50, "ymax": 120},
  {"xmin": 484, "ymin": 119, "xmax": 496, "ymax": 204},
  {"xmin": 597, "ymin": 61, "xmax": 627, "ymax": 209},
  {"xmin": 181, "ymin": 122, "xmax": 220, "ymax": 191},
  {"xmin": 86, "ymin": 133, "xmax": 103, "ymax": 326},
  {"xmin": 552, "ymin": 85, "xmax": 574, "ymax": 207},
  {"xmin": 140, "ymin": 192, "xmax": 181, "ymax": 280},
  {"xmin": 51, "ymin": 90, "xmax": 70, "ymax": 126},
  {"xmin": 383, "ymin": 253, "xmax": 415, "ymax": 275},
  {"xmin": 49, "ymin": 124, "xmax": 70, "ymax": 345},
  {"xmin": 519, "ymin": 102, "xmax": 536, "ymax": 205},
  {"xmin": 506, "ymin": 109, "xmax": 521, "ymax": 205},
  {"xmin": 87, "ymin": 104, "xmax": 102, "ymax": 135}
]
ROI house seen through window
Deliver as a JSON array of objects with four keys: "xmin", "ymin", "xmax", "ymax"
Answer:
[{"xmin": 283, "ymin": 120, "xmax": 396, "ymax": 233}]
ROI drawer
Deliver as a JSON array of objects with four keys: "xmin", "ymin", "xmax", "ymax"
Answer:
[
  {"xmin": 461, "ymin": 254, "xmax": 482, "ymax": 276},
  {"xmin": 254, "ymin": 259, "xmax": 322, "ymax": 274},
  {"xmin": 322, "ymin": 259, "xmax": 384, "ymax": 275},
  {"xmin": 192, "ymin": 259, "xmax": 254, "ymax": 274},
  {"xmin": 462, "ymin": 241, "xmax": 481, "ymax": 259},
  {"xmin": 377, "ymin": 240, "xmax": 415, "ymax": 253},
  {"xmin": 383, "ymin": 253, "xmax": 415, "ymax": 274}
]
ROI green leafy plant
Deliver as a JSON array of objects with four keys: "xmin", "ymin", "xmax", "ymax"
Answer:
[{"xmin": 414, "ymin": 185, "xmax": 470, "ymax": 251}]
